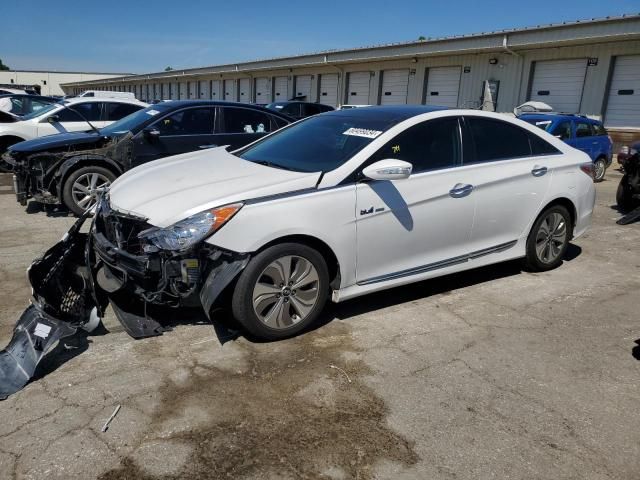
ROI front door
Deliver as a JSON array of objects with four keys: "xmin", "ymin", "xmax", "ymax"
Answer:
[
  {"xmin": 131, "ymin": 106, "xmax": 217, "ymax": 167},
  {"xmin": 355, "ymin": 117, "xmax": 475, "ymax": 284}
]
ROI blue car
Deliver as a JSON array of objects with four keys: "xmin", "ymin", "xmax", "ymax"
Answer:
[{"xmin": 519, "ymin": 113, "xmax": 612, "ymax": 182}]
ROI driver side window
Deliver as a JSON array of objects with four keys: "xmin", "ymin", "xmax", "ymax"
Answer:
[{"xmin": 369, "ymin": 117, "xmax": 462, "ymax": 174}]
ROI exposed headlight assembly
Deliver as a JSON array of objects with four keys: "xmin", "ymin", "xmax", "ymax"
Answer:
[{"xmin": 138, "ymin": 203, "xmax": 243, "ymax": 252}]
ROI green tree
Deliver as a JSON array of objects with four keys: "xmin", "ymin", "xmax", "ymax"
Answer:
[
  {"xmin": 418, "ymin": 36, "xmax": 426, "ymax": 41},
  {"xmin": 0, "ymin": 59, "xmax": 10, "ymax": 71},
  {"xmin": 164, "ymin": 66, "xmax": 174, "ymax": 71}
]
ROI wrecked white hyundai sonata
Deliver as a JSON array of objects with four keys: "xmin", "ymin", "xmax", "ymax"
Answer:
[{"xmin": 0, "ymin": 106, "xmax": 596, "ymax": 397}]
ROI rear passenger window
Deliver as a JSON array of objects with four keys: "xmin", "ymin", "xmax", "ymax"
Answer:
[
  {"xmin": 56, "ymin": 102, "xmax": 102, "ymax": 122},
  {"xmin": 104, "ymin": 102, "xmax": 142, "ymax": 121},
  {"xmin": 155, "ymin": 108, "xmax": 214, "ymax": 135},
  {"xmin": 575, "ymin": 122, "xmax": 593, "ymax": 138},
  {"xmin": 528, "ymin": 132, "xmax": 561, "ymax": 156},
  {"xmin": 223, "ymin": 108, "xmax": 272, "ymax": 134},
  {"xmin": 593, "ymin": 123, "xmax": 607, "ymax": 136},
  {"xmin": 371, "ymin": 117, "xmax": 461, "ymax": 173},
  {"xmin": 551, "ymin": 121, "xmax": 572, "ymax": 140},
  {"xmin": 464, "ymin": 117, "xmax": 531, "ymax": 162}
]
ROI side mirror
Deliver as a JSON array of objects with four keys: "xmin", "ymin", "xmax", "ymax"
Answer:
[
  {"xmin": 143, "ymin": 126, "xmax": 161, "ymax": 140},
  {"xmin": 47, "ymin": 115, "xmax": 60, "ymax": 124},
  {"xmin": 362, "ymin": 159, "xmax": 412, "ymax": 181}
]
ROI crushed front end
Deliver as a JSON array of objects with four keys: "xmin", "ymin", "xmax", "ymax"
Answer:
[{"xmin": 4, "ymin": 150, "xmax": 62, "ymax": 205}]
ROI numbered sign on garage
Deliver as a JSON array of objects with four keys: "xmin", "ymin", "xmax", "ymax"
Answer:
[
  {"xmin": 319, "ymin": 73, "xmax": 339, "ymax": 107},
  {"xmin": 274, "ymin": 76, "xmax": 288, "ymax": 100},
  {"xmin": 211, "ymin": 80, "xmax": 222, "ymax": 99},
  {"xmin": 254, "ymin": 77, "xmax": 271, "ymax": 104},
  {"xmin": 529, "ymin": 59, "xmax": 587, "ymax": 113},
  {"xmin": 224, "ymin": 79, "xmax": 236, "ymax": 102},
  {"xmin": 380, "ymin": 69, "xmax": 409, "ymax": 105},
  {"xmin": 346, "ymin": 71, "xmax": 371, "ymax": 105},
  {"xmin": 424, "ymin": 66, "xmax": 461, "ymax": 107},
  {"xmin": 294, "ymin": 75, "xmax": 312, "ymax": 101},
  {"xmin": 604, "ymin": 55, "xmax": 640, "ymax": 128},
  {"xmin": 239, "ymin": 78, "xmax": 251, "ymax": 103}
]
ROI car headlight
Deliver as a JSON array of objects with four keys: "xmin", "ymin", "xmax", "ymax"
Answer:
[{"xmin": 138, "ymin": 203, "xmax": 243, "ymax": 252}]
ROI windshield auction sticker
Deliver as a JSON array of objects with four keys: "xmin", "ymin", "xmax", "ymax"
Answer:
[
  {"xmin": 146, "ymin": 109, "xmax": 160, "ymax": 116},
  {"xmin": 343, "ymin": 127, "xmax": 383, "ymax": 139}
]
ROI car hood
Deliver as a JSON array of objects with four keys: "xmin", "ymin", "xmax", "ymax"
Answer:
[
  {"xmin": 108, "ymin": 146, "xmax": 321, "ymax": 227},
  {"xmin": 10, "ymin": 131, "xmax": 106, "ymax": 153}
]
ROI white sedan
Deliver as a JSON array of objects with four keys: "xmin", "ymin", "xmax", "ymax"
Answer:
[
  {"xmin": 24, "ymin": 107, "xmax": 598, "ymax": 343},
  {"xmin": 0, "ymin": 96, "xmax": 147, "ymax": 153}
]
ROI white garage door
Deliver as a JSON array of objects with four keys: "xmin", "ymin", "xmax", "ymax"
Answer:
[
  {"xmin": 380, "ymin": 69, "xmax": 409, "ymax": 105},
  {"xmin": 170, "ymin": 83, "xmax": 178, "ymax": 100},
  {"xmin": 224, "ymin": 80, "xmax": 236, "ymax": 102},
  {"xmin": 188, "ymin": 81, "xmax": 198, "ymax": 99},
  {"xmin": 424, "ymin": 66, "xmax": 461, "ymax": 107},
  {"xmin": 274, "ymin": 76, "xmax": 288, "ymax": 101},
  {"xmin": 162, "ymin": 83, "xmax": 170, "ymax": 100},
  {"xmin": 347, "ymin": 72, "xmax": 371, "ymax": 105},
  {"xmin": 605, "ymin": 55, "xmax": 640, "ymax": 128},
  {"xmin": 255, "ymin": 77, "xmax": 271, "ymax": 104},
  {"xmin": 319, "ymin": 73, "xmax": 339, "ymax": 107},
  {"xmin": 294, "ymin": 75, "xmax": 312, "ymax": 100},
  {"xmin": 199, "ymin": 80, "xmax": 210, "ymax": 99},
  {"xmin": 211, "ymin": 80, "xmax": 222, "ymax": 100},
  {"xmin": 529, "ymin": 59, "xmax": 587, "ymax": 113},
  {"xmin": 239, "ymin": 78, "xmax": 251, "ymax": 103},
  {"xmin": 179, "ymin": 82, "xmax": 188, "ymax": 100}
]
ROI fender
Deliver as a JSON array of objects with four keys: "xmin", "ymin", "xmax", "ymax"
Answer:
[{"xmin": 58, "ymin": 154, "xmax": 125, "ymax": 186}]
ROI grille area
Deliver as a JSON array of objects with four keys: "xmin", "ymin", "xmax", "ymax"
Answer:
[{"xmin": 95, "ymin": 197, "xmax": 151, "ymax": 255}]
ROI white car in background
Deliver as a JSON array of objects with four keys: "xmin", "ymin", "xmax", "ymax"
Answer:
[
  {"xmin": 29, "ymin": 106, "xmax": 596, "ymax": 346},
  {"xmin": 0, "ymin": 97, "xmax": 147, "ymax": 153}
]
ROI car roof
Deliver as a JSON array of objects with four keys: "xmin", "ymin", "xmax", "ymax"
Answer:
[
  {"xmin": 0, "ymin": 94, "xmax": 58, "ymax": 101},
  {"xmin": 62, "ymin": 97, "xmax": 146, "ymax": 106},
  {"xmin": 155, "ymin": 100, "xmax": 293, "ymax": 118},
  {"xmin": 518, "ymin": 113, "xmax": 602, "ymax": 124},
  {"xmin": 325, "ymin": 105, "xmax": 448, "ymax": 121}
]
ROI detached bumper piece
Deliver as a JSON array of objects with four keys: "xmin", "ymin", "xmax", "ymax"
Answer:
[
  {"xmin": 0, "ymin": 214, "xmax": 102, "ymax": 399},
  {"xmin": 617, "ymin": 205, "xmax": 640, "ymax": 225}
]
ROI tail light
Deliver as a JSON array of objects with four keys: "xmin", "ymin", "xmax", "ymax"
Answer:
[
  {"xmin": 620, "ymin": 145, "xmax": 630, "ymax": 155},
  {"xmin": 580, "ymin": 162, "xmax": 594, "ymax": 180}
]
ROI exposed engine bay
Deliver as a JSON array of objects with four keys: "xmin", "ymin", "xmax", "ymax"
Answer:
[{"xmin": 0, "ymin": 195, "xmax": 249, "ymax": 399}]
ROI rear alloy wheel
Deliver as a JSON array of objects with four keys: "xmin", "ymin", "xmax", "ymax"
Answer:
[
  {"xmin": 593, "ymin": 158, "xmax": 606, "ymax": 183},
  {"xmin": 232, "ymin": 243, "xmax": 329, "ymax": 340},
  {"xmin": 62, "ymin": 166, "xmax": 116, "ymax": 216},
  {"xmin": 524, "ymin": 205, "xmax": 572, "ymax": 272}
]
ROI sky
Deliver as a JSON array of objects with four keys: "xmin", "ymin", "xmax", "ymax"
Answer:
[{"xmin": 1, "ymin": 0, "xmax": 638, "ymax": 74}]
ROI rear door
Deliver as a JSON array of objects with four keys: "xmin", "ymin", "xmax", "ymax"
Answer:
[
  {"xmin": 131, "ymin": 106, "xmax": 217, "ymax": 167},
  {"xmin": 462, "ymin": 116, "xmax": 558, "ymax": 253},
  {"xmin": 572, "ymin": 121, "xmax": 595, "ymax": 160}
]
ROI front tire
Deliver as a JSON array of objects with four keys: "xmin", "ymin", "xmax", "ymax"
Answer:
[
  {"xmin": 231, "ymin": 243, "xmax": 329, "ymax": 340},
  {"xmin": 593, "ymin": 158, "xmax": 607, "ymax": 183},
  {"xmin": 62, "ymin": 166, "xmax": 116, "ymax": 216},
  {"xmin": 524, "ymin": 205, "xmax": 573, "ymax": 272}
]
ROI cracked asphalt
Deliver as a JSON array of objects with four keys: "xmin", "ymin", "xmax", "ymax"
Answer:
[{"xmin": 0, "ymin": 168, "xmax": 638, "ymax": 479}]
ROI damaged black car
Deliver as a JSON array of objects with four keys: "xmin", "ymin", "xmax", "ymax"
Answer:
[{"xmin": 4, "ymin": 100, "xmax": 292, "ymax": 215}]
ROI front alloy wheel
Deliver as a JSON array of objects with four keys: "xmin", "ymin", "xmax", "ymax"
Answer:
[
  {"xmin": 524, "ymin": 205, "xmax": 572, "ymax": 272},
  {"xmin": 232, "ymin": 243, "xmax": 329, "ymax": 340},
  {"xmin": 62, "ymin": 166, "xmax": 116, "ymax": 216}
]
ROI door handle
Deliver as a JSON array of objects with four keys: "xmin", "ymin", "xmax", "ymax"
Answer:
[
  {"xmin": 199, "ymin": 144, "xmax": 218, "ymax": 149},
  {"xmin": 531, "ymin": 166, "xmax": 548, "ymax": 177},
  {"xmin": 449, "ymin": 183, "xmax": 474, "ymax": 198}
]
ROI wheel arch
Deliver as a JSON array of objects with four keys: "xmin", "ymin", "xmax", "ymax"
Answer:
[
  {"xmin": 58, "ymin": 154, "xmax": 123, "ymax": 188},
  {"xmin": 258, "ymin": 234, "xmax": 342, "ymax": 289},
  {"xmin": 0, "ymin": 135, "xmax": 27, "ymax": 150},
  {"xmin": 536, "ymin": 197, "xmax": 577, "ymax": 236}
]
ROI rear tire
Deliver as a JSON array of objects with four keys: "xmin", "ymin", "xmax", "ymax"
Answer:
[
  {"xmin": 231, "ymin": 243, "xmax": 329, "ymax": 340},
  {"xmin": 524, "ymin": 205, "xmax": 573, "ymax": 272},
  {"xmin": 593, "ymin": 158, "xmax": 606, "ymax": 183},
  {"xmin": 62, "ymin": 166, "xmax": 116, "ymax": 216}
]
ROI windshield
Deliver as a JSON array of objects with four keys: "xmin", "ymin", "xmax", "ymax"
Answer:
[
  {"xmin": 20, "ymin": 101, "xmax": 62, "ymax": 121},
  {"xmin": 237, "ymin": 114, "xmax": 398, "ymax": 173},
  {"xmin": 100, "ymin": 104, "xmax": 171, "ymax": 136}
]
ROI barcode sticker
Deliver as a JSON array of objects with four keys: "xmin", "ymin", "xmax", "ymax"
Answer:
[{"xmin": 34, "ymin": 323, "xmax": 52, "ymax": 339}]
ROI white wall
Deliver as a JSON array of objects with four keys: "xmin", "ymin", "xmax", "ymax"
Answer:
[{"xmin": 0, "ymin": 71, "xmax": 130, "ymax": 96}]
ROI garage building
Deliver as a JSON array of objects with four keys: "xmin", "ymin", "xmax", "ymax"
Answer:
[{"xmin": 62, "ymin": 14, "xmax": 640, "ymax": 140}]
